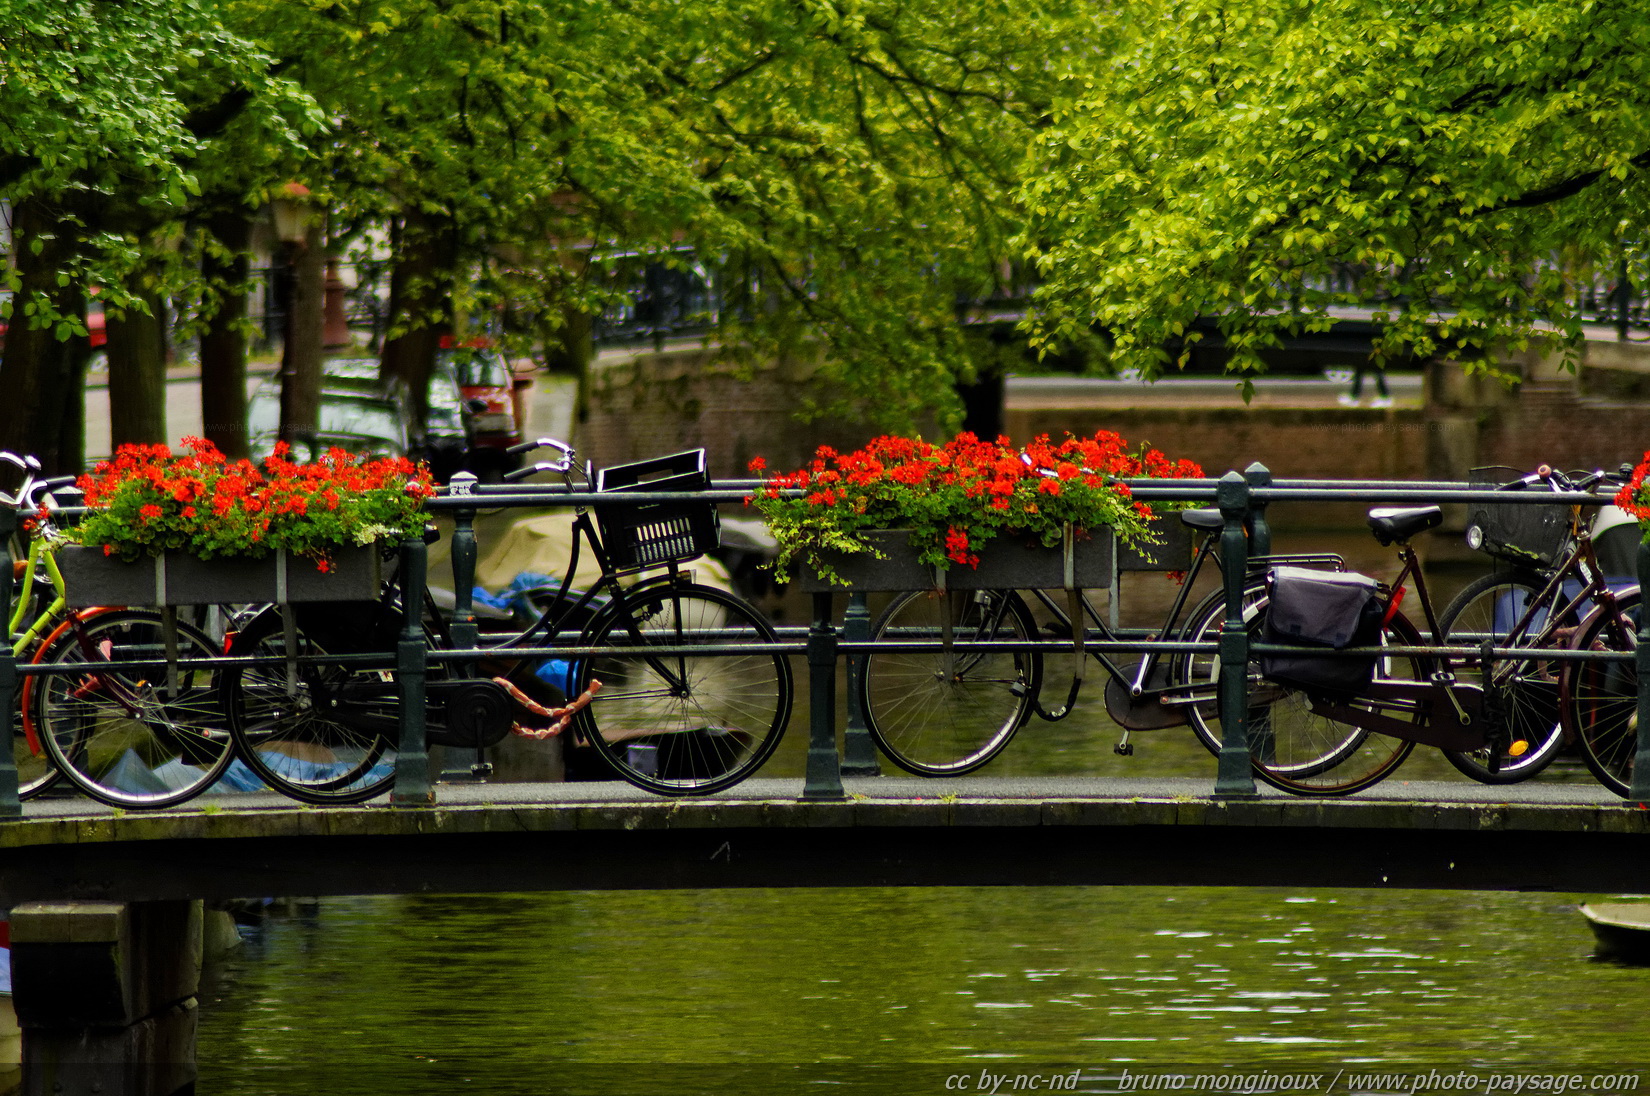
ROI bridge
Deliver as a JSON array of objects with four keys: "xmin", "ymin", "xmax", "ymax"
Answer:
[{"xmin": 4, "ymin": 776, "xmax": 1648, "ymax": 906}]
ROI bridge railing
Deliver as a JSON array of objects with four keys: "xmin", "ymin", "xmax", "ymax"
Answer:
[{"xmin": 3, "ymin": 467, "xmax": 1646, "ymax": 813}]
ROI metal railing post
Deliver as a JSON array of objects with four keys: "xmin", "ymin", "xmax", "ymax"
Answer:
[
  {"xmin": 1629, "ymin": 540, "xmax": 1650, "ymax": 802},
  {"xmin": 444, "ymin": 473, "xmax": 488, "ymax": 780},
  {"xmin": 0, "ymin": 506, "xmax": 20, "ymax": 817},
  {"xmin": 446, "ymin": 473, "xmax": 480, "ymax": 653},
  {"xmin": 1214, "ymin": 472, "xmax": 1259, "ymax": 798},
  {"xmin": 840, "ymin": 592, "xmax": 882, "ymax": 776},
  {"xmin": 802, "ymin": 592, "xmax": 847, "ymax": 799},
  {"xmin": 391, "ymin": 534, "xmax": 435, "ymax": 806},
  {"xmin": 1244, "ymin": 462, "xmax": 1273, "ymax": 558}
]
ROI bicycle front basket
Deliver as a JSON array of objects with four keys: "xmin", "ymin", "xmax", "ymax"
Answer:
[
  {"xmin": 1465, "ymin": 466, "xmax": 1570, "ymax": 568},
  {"xmin": 595, "ymin": 449, "xmax": 720, "ymax": 571}
]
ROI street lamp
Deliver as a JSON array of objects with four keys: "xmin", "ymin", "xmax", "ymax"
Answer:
[{"xmin": 271, "ymin": 181, "xmax": 312, "ymax": 246}]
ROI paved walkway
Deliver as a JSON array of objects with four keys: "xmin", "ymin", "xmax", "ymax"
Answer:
[
  {"xmin": 11, "ymin": 773, "xmax": 1629, "ymax": 822},
  {"xmin": 1005, "ymin": 371, "xmax": 1425, "ymax": 411}
]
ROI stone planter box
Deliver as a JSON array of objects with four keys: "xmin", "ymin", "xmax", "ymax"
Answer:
[
  {"xmin": 797, "ymin": 528, "xmax": 1114, "ymax": 593},
  {"xmin": 1117, "ymin": 515, "xmax": 1197, "ymax": 572},
  {"xmin": 58, "ymin": 544, "xmax": 384, "ymax": 608}
]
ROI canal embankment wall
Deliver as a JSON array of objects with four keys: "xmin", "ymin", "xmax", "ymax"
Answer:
[{"xmin": 577, "ymin": 337, "xmax": 1650, "ymax": 484}]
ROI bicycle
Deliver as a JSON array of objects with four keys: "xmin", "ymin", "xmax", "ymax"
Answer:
[
  {"xmin": 1434, "ymin": 465, "xmax": 1637, "ymax": 783},
  {"xmin": 1180, "ymin": 467, "xmax": 1640, "ymax": 795},
  {"xmin": 215, "ymin": 438, "xmax": 793, "ymax": 801},
  {"xmin": 1, "ymin": 458, "xmax": 239, "ymax": 809},
  {"xmin": 856, "ymin": 506, "xmax": 1353, "ymax": 783}
]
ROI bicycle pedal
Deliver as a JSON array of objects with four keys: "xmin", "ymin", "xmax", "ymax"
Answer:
[{"xmin": 1114, "ymin": 742, "xmax": 1135, "ymax": 757}]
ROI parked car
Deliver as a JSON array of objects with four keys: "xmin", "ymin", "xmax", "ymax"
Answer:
[
  {"xmin": 318, "ymin": 351, "xmax": 519, "ymax": 481},
  {"xmin": 413, "ymin": 363, "xmax": 470, "ymax": 481},
  {"xmin": 437, "ymin": 336, "xmax": 526, "ymax": 476},
  {"xmin": 245, "ymin": 380, "xmax": 409, "ymax": 463}
]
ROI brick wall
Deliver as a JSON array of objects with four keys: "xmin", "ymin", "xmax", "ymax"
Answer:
[
  {"xmin": 1006, "ymin": 405, "xmax": 1445, "ymax": 480},
  {"xmin": 580, "ymin": 343, "xmax": 1650, "ymax": 485},
  {"xmin": 581, "ymin": 346, "xmax": 935, "ymax": 478}
]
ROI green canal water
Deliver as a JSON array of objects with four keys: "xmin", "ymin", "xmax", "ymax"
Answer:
[
  {"xmin": 193, "ymin": 526, "xmax": 1645, "ymax": 1094},
  {"xmin": 196, "ymin": 886, "xmax": 1650, "ymax": 1095}
]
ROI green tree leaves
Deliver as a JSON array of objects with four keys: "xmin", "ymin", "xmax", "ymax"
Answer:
[{"xmin": 1020, "ymin": 0, "xmax": 1650, "ymax": 379}]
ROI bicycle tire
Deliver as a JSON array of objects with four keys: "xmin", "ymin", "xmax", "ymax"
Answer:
[
  {"xmin": 1563, "ymin": 590, "xmax": 1641, "ymax": 798},
  {"xmin": 571, "ymin": 581, "xmax": 790, "ymax": 795},
  {"xmin": 11, "ymin": 722, "xmax": 60, "ymax": 800},
  {"xmin": 1178, "ymin": 590, "xmax": 1418, "ymax": 795},
  {"xmin": 1436, "ymin": 571, "xmax": 1566, "ymax": 783},
  {"xmin": 12, "ymin": 582, "xmax": 65, "ymax": 799},
  {"xmin": 33, "ymin": 608, "xmax": 235, "ymax": 809},
  {"xmin": 859, "ymin": 588, "xmax": 1041, "ymax": 776},
  {"xmin": 15, "ymin": 635, "xmax": 63, "ymax": 798},
  {"xmin": 220, "ymin": 606, "xmax": 399, "ymax": 805},
  {"xmin": 1174, "ymin": 580, "xmax": 1268, "ymax": 761}
]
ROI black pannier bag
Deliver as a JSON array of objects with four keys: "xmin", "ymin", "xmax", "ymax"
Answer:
[{"xmin": 1261, "ymin": 566, "xmax": 1385, "ymax": 695}]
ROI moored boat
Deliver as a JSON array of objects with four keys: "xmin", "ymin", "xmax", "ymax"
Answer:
[{"xmin": 1579, "ymin": 902, "xmax": 1650, "ymax": 963}]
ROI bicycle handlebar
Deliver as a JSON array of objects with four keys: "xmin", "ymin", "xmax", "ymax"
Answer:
[
  {"xmin": 0, "ymin": 451, "xmax": 41, "ymax": 509},
  {"xmin": 1505, "ymin": 465, "xmax": 1631, "ymax": 495}
]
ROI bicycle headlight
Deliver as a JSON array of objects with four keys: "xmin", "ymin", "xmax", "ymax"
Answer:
[{"xmin": 1466, "ymin": 524, "xmax": 1484, "ymax": 550}]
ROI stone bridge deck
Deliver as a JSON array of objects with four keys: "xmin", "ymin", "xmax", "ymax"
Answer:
[{"xmin": 5, "ymin": 777, "xmax": 1646, "ymax": 905}]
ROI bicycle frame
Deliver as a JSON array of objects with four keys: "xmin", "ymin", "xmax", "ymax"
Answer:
[
  {"xmin": 474, "ymin": 473, "xmax": 716, "ymax": 726},
  {"xmin": 1017, "ymin": 525, "xmax": 1349, "ymax": 721}
]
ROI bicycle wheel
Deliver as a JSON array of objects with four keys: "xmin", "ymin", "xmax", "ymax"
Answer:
[
  {"xmin": 1178, "ymin": 591, "xmax": 1418, "ymax": 794},
  {"xmin": 1563, "ymin": 592, "xmax": 1641, "ymax": 798},
  {"xmin": 572, "ymin": 582, "xmax": 791, "ymax": 795},
  {"xmin": 33, "ymin": 609, "xmax": 234, "ymax": 809},
  {"xmin": 859, "ymin": 588, "xmax": 1041, "ymax": 776},
  {"xmin": 11, "ymin": 720, "xmax": 60, "ymax": 800},
  {"xmin": 1174, "ymin": 581, "xmax": 1267, "ymax": 760},
  {"xmin": 12, "ymin": 581, "xmax": 64, "ymax": 799},
  {"xmin": 221, "ymin": 606, "xmax": 399, "ymax": 805},
  {"xmin": 1437, "ymin": 571, "xmax": 1565, "ymax": 782}
]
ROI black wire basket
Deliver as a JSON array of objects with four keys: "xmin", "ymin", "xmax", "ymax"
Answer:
[
  {"xmin": 595, "ymin": 449, "xmax": 721, "ymax": 572},
  {"xmin": 1465, "ymin": 466, "xmax": 1570, "ymax": 568}
]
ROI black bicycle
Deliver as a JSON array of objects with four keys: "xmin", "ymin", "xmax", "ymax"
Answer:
[
  {"xmin": 856, "ymin": 507, "xmax": 1358, "ymax": 784},
  {"xmin": 217, "ymin": 439, "xmax": 793, "ymax": 801}
]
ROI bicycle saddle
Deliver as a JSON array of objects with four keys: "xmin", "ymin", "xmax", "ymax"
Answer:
[
  {"xmin": 1367, "ymin": 505, "xmax": 1442, "ymax": 546},
  {"xmin": 1178, "ymin": 508, "xmax": 1224, "ymax": 531}
]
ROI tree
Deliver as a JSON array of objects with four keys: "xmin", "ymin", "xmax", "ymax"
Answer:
[
  {"xmin": 1018, "ymin": 0, "xmax": 1650, "ymax": 385},
  {"xmin": 0, "ymin": 0, "xmax": 315, "ymax": 469},
  {"xmin": 9, "ymin": 0, "xmax": 1102, "ymax": 468},
  {"xmin": 225, "ymin": 0, "xmax": 1099, "ymax": 433}
]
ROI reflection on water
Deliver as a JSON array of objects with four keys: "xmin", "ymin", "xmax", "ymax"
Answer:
[{"xmin": 197, "ymin": 886, "xmax": 1650, "ymax": 1095}]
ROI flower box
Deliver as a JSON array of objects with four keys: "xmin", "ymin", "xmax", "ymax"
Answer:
[
  {"xmin": 58, "ymin": 544, "xmax": 384, "ymax": 608},
  {"xmin": 748, "ymin": 430, "xmax": 1204, "ymax": 594},
  {"xmin": 797, "ymin": 528, "xmax": 1113, "ymax": 593},
  {"xmin": 1117, "ymin": 515, "xmax": 1196, "ymax": 572}
]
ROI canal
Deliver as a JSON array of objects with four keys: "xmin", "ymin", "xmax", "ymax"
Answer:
[
  {"xmin": 191, "ymin": 520, "xmax": 1646, "ymax": 1093},
  {"xmin": 195, "ymin": 885, "xmax": 1649, "ymax": 1094}
]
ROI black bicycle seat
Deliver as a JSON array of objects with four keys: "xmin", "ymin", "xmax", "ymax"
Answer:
[
  {"xmin": 1178, "ymin": 508, "xmax": 1225, "ymax": 531},
  {"xmin": 1368, "ymin": 506, "xmax": 1442, "ymax": 546}
]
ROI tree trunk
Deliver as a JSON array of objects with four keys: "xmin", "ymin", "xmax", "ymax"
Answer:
[
  {"xmin": 381, "ymin": 209, "xmax": 456, "ymax": 426},
  {"xmin": 278, "ymin": 215, "xmax": 327, "ymax": 445},
  {"xmin": 106, "ymin": 283, "xmax": 168, "ymax": 448},
  {"xmin": 0, "ymin": 197, "xmax": 87, "ymax": 473},
  {"xmin": 199, "ymin": 209, "xmax": 252, "ymax": 459},
  {"xmin": 542, "ymin": 303, "xmax": 593, "ymax": 429}
]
